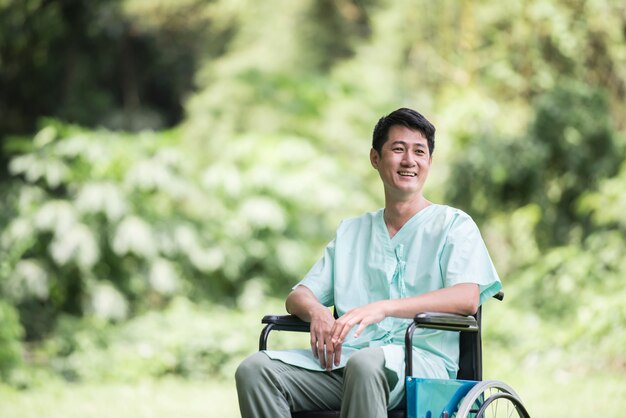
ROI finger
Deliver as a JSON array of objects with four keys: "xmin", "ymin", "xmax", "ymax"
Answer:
[
  {"xmin": 329, "ymin": 317, "xmax": 345, "ymax": 340},
  {"xmin": 328, "ymin": 321, "xmax": 340, "ymax": 338},
  {"xmin": 333, "ymin": 342, "xmax": 342, "ymax": 367},
  {"xmin": 317, "ymin": 342, "xmax": 326, "ymax": 369},
  {"xmin": 332, "ymin": 314, "xmax": 354, "ymax": 342},
  {"xmin": 337, "ymin": 318, "xmax": 358, "ymax": 342},
  {"xmin": 310, "ymin": 336, "xmax": 316, "ymax": 358},
  {"xmin": 325, "ymin": 343, "xmax": 335, "ymax": 371},
  {"xmin": 353, "ymin": 321, "xmax": 368, "ymax": 338},
  {"xmin": 330, "ymin": 323, "xmax": 343, "ymax": 344}
]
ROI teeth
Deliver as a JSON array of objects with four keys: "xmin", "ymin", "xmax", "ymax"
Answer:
[{"xmin": 398, "ymin": 172, "xmax": 416, "ymax": 177}]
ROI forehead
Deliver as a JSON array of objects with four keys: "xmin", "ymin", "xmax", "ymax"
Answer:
[{"xmin": 386, "ymin": 125, "xmax": 427, "ymax": 145}]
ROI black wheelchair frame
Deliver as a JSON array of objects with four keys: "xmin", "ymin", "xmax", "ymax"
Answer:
[{"xmin": 258, "ymin": 291, "xmax": 531, "ymax": 418}]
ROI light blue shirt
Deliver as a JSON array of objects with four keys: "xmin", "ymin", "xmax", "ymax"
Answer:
[{"xmin": 265, "ymin": 204, "xmax": 502, "ymax": 408}]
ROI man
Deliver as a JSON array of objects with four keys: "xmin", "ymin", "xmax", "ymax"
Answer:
[{"xmin": 236, "ymin": 108, "xmax": 502, "ymax": 418}]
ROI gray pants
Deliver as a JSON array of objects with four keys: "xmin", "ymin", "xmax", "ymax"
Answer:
[{"xmin": 235, "ymin": 347, "xmax": 399, "ymax": 418}]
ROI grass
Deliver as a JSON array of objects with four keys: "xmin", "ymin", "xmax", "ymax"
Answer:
[
  {"xmin": 0, "ymin": 378, "xmax": 239, "ymax": 418},
  {"xmin": 489, "ymin": 368, "xmax": 626, "ymax": 417},
  {"xmin": 2, "ymin": 298, "xmax": 623, "ymax": 418},
  {"xmin": 1, "ymin": 366, "xmax": 624, "ymax": 418}
]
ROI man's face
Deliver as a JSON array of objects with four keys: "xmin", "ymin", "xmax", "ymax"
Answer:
[{"xmin": 370, "ymin": 125, "xmax": 432, "ymax": 199}]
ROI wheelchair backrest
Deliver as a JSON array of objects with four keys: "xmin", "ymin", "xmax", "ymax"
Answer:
[{"xmin": 457, "ymin": 306, "xmax": 482, "ymax": 381}]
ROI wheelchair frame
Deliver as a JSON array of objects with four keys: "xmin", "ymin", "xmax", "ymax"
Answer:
[{"xmin": 258, "ymin": 291, "xmax": 530, "ymax": 418}]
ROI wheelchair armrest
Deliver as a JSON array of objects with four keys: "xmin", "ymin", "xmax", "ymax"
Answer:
[
  {"xmin": 262, "ymin": 314, "xmax": 311, "ymax": 331},
  {"xmin": 412, "ymin": 312, "xmax": 478, "ymax": 331},
  {"xmin": 405, "ymin": 312, "xmax": 479, "ymax": 377},
  {"xmin": 259, "ymin": 315, "xmax": 310, "ymax": 350}
]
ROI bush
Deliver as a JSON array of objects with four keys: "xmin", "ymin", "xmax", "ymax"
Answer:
[
  {"xmin": 0, "ymin": 300, "xmax": 24, "ymax": 380},
  {"xmin": 1, "ymin": 119, "xmax": 378, "ymax": 342},
  {"xmin": 36, "ymin": 296, "xmax": 305, "ymax": 383}
]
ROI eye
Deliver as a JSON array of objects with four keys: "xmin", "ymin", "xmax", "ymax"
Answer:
[{"xmin": 392, "ymin": 147, "xmax": 404, "ymax": 152}]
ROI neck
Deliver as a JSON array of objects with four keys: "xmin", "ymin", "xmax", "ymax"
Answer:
[{"xmin": 383, "ymin": 194, "xmax": 431, "ymax": 238}]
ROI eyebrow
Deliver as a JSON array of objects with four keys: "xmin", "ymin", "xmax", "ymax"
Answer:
[{"xmin": 390, "ymin": 140, "xmax": 427, "ymax": 148}]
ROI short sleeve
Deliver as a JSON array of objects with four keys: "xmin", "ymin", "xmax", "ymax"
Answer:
[
  {"xmin": 294, "ymin": 239, "xmax": 335, "ymax": 306},
  {"xmin": 439, "ymin": 214, "xmax": 502, "ymax": 305}
]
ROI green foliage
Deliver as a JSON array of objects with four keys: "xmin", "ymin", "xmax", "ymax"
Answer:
[
  {"xmin": 446, "ymin": 80, "xmax": 623, "ymax": 247},
  {"xmin": 1, "ymin": 0, "xmax": 626, "ymax": 392},
  {"xmin": 0, "ymin": 118, "xmax": 378, "ymax": 345},
  {"xmin": 579, "ymin": 159, "xmax": 626, "ymax": 230},
  {"xmin": 531, "ymin": 82, "xmax": 621, "ymax": 244},
  {"xmin": 40, "ymin": 299, "xmax": 226, "ymax": 382},
  {"xmin": 25, "ymin": 297, "xmax": 306, "ymax": 385},
  {"xmin": 0, "ymin": 0, "xmax": 219, "ymax": 136},
  {"xmin": 0, "ymin": 300, "xmax": 23, "ymax": 380},
  {"xmin": 2, "ymin": 123, "xmax": 189, "ymax": 336},
  {"xmin": 446, "ymin": 78, "xmax": 626, "ymax": 373}
]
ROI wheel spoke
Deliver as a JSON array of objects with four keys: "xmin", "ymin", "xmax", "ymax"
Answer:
[{"xmin": 454, "ymin": 380, "xmax": 530, "ymax": 418}]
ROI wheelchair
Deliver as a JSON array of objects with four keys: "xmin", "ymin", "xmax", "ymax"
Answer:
[{"xmin": 258, "ymin": 291, "xmax": 531, "ymax": 418}]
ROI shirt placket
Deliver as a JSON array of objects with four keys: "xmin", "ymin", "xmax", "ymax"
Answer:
[{"xmin": 374, "ymin": 243, "xmax": 407, "ymax": 346}]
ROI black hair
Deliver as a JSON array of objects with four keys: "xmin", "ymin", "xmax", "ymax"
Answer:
[{"xmin": 372, "ymin": 108, "xmax": 436, "ymax": 155}]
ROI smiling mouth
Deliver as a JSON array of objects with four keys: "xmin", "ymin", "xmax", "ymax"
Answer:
[{"xmin": 398, "ymin": 171, "xmax": 417, "ymax": 177}]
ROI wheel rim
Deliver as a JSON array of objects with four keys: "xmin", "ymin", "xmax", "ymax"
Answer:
[
  {"xmin": 455, "ymin": 380, "xmax": 529, "ymax": 418},
  {"xmin": 474, "ymin": 392, "xmax": 531, "ymax": 418}
]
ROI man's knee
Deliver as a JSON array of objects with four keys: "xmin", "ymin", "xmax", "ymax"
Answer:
[
  {"xmin": 236, "ymin": 352, "xmax": 271, "ymax": 389},
  {"xmin": 344, "ymin": 347, "xmax": 385, "ymax": 381}
]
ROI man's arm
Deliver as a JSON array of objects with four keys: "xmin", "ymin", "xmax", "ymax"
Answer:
[
  {"xmin": 286, "ymin": 285, "xmax": 339, "ymax": 371},
  {"xmin": 385, "ymin": 282, "xmax": 479, "ymax": 317},
  {"xmin": 330, "ymin": 283, "xmax": 479, "ymax": 345}
]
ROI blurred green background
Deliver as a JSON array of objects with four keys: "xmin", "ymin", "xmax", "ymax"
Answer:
[{"xmin": 1, "ymin": 0, "xmax": 625, "ymax": 417}]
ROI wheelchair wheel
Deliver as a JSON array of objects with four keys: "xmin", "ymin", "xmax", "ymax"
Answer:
[{"xmin": 455, "ymin": 380, "xmax": 530, "ymax": 418}]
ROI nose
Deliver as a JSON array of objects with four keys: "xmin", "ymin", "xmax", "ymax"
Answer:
[{"xmin": 401, "ymin": 150, "xmax": 416, "ymax": 166}]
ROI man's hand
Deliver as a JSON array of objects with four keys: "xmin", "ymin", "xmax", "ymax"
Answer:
[
  {"xmin": 288, "ymin": 282, "xmax": 479, "ymax": 371},
  {"xmin": 329, "ymin": 300, "xmax": 389, "ymax": 356},
  {"xmin": 309, "ymin": 308, "xmax": 338, "ymax": 371},
  {"xmin": 285, "ymin": 285, "xmax": 341, "ymax": 371}
]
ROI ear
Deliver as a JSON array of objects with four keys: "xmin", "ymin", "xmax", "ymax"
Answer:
[{"xmin": 370, "ymin": 148, "xmax": 380, "ymax": 169}]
